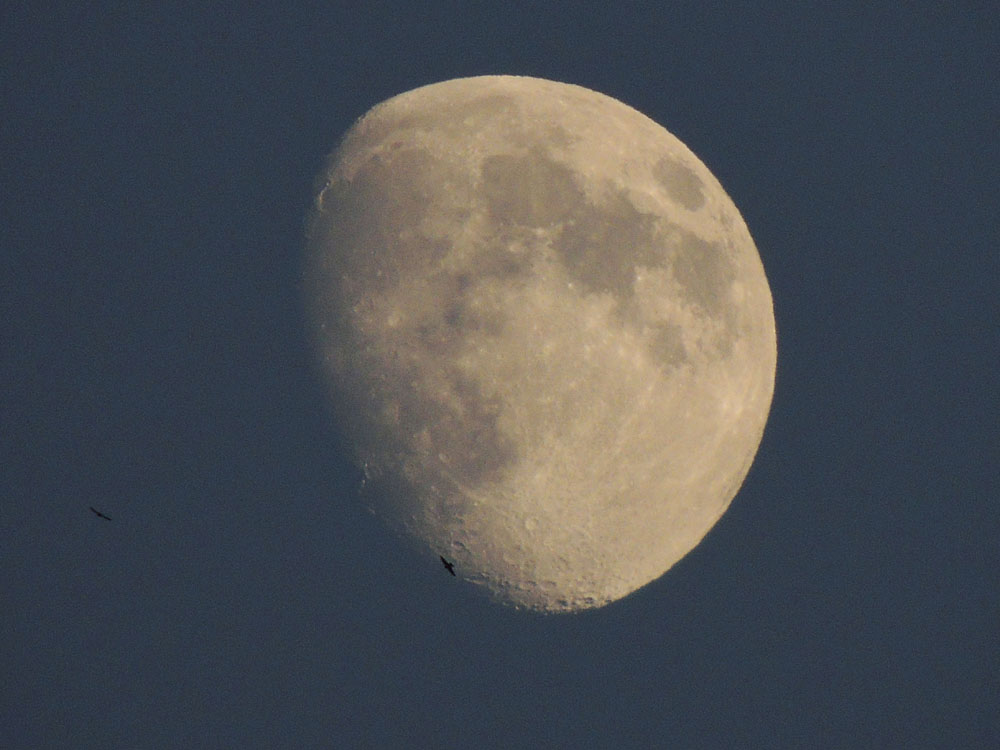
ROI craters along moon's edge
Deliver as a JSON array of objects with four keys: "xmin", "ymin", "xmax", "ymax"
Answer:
[{"xmin": 305, "ymin": 76, "xmax": 776, "ymax": 613}]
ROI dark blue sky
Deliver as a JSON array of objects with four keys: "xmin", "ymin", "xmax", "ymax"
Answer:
[{"xmin": 3, "ymin": 3, "xmax": 997, "ymax": 747}]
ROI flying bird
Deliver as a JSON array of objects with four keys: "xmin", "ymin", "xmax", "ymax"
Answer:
[
  {"xmin": 440, "ymin": 556, "xmax": 456, "ymax": 576},
  {"xmin": 89, "ymin": 506, "xmax": 112, "ymax": 521}
]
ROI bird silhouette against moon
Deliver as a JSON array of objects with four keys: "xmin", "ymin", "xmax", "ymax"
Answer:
[
  {"xmin": 305, "ymin": 76, "xmax": 776, "ymax": 612},
  {"xmin": 440, "ymin": 556, "xmax": 457, "ymax": 576}
]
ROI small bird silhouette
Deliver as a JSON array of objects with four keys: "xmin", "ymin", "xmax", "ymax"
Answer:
[
  {"xmin": 439, "ymin": 556, "xmax": 456, "ymax": 576},
  {"xmin": 89, "ymin": 506, "xmax": 112, "ymax": 521}
]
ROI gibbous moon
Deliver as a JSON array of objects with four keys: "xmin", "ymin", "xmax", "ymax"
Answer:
[{"xmin": 305, "ymin": 76, "xmax": 776, "ymax": 612}]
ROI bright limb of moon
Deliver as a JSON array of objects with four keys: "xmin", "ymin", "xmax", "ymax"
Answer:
[{"xmin": 305, "ymin": 76, "xmax": 776, "ymax": 612}]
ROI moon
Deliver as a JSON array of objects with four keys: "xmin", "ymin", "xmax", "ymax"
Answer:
[{"xmin": 305, "ymin": 76, "xmax": 776, "ymax": 612}]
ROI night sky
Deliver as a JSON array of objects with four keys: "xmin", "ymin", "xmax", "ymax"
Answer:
[{"xmin": 4, "ymin": 3, "xmax": 997, "ymax": 747}]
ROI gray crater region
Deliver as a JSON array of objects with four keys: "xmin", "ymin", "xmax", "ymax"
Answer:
[{"xmin": 305, "ymin": 76, "xmax": 776, "ymax": 612}]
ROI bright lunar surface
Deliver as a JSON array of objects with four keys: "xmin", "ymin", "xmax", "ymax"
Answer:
[{"xmin": 305, "ymin": 76, "xmax": 776, "ymax": 612}]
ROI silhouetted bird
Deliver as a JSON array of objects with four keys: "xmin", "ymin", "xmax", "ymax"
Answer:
[
  {"xmin": 89, "ymin": 507, "xmax": 112, "ymax": 521},
  {"xmin": 440, "ymin": 556, "xmax": 456, "ymax": 576}
]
